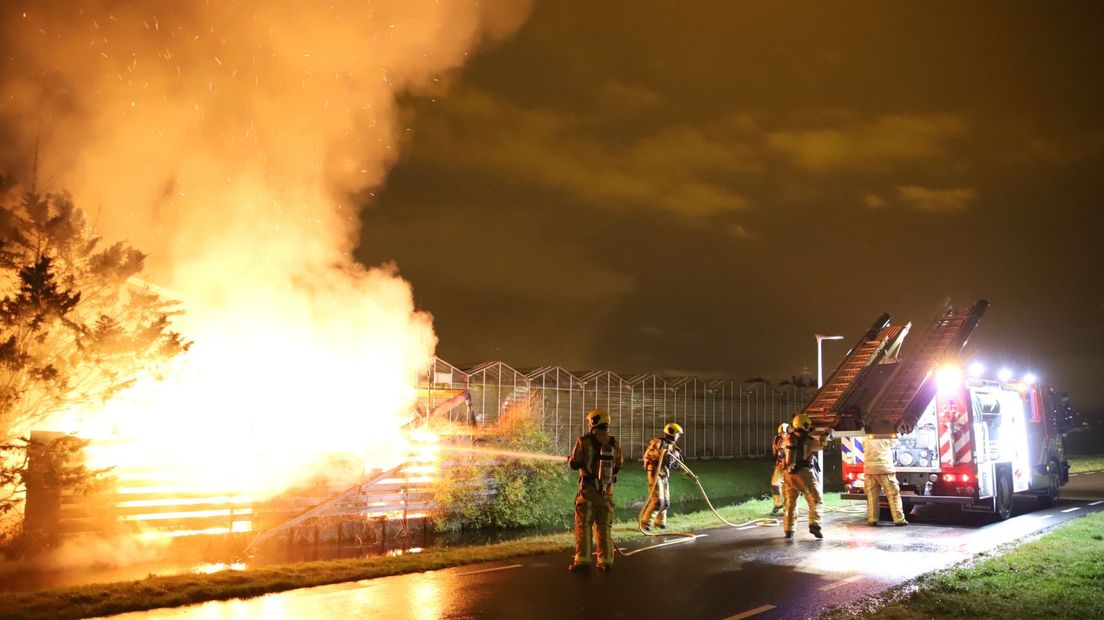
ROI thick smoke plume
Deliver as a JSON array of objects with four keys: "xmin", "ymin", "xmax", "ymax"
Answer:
[{"xmin": 0, "ymin": 1, "xmax": 531, "ymax": 499}]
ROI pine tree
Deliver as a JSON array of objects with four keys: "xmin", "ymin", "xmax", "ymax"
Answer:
[{"xmin": 0, "ymin": 189, "xmax": 190, "ymax": 527}]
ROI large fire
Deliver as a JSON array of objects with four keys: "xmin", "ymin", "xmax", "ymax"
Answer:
[{"xmin": 0, "ymin": 1, "xmax": 532, "ymax": 542}]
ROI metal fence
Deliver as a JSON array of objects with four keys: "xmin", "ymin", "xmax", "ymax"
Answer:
[{"xmin": 420, "ymin": 358, "xmax": 815, "ymax": 461}]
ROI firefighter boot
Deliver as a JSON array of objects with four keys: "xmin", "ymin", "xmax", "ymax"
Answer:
[{"xmin": 810, "ymin": 524, "xmax": 823, "ymax": 539}]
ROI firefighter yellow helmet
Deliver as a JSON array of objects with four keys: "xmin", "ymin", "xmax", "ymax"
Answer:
[
  {"xmin": 663, "ymin": 422, "xmax": 683, "ymax": 436},
  {"xmin": 777, "ymin": 422, "xmax": 792, "ymax": 434},
  {"xmin": 791, "ymin": 414, "xmax": 813, "ymax": 432},
  {"xmin": 586, "ymin": 407, "xmax": 611, "ymax": 428}
]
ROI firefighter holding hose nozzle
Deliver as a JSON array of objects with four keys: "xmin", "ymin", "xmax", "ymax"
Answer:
[
  {"xmin": 640, "ymin": 422, "xmax": 684, "ymax": 531},
  {"xmin": 567, "ymin": 407, "xmax": 624, "ymax": 572},
  {"xmin": 783, "ymin": 414, "xmax": 829, "ymax": 539}
]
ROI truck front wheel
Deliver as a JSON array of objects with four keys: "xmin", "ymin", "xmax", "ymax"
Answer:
[{"xmin": 1038, "ymin": 464, "xmax": 1061, "ymax": 508}]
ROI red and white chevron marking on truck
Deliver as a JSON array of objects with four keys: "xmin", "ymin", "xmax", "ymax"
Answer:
[{"xmin": 842, "ymin": 368, "xmax": 1070, "ymax": 520}]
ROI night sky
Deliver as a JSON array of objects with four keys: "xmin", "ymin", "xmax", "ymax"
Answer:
[{"xmin": 355, "ymin": 2, "xmax": 1104, "ymax": 408}]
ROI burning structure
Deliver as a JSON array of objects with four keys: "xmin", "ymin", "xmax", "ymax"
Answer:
[{"xmin": 0, "ymin": 0, "xmax": 533, "ymax": 558}]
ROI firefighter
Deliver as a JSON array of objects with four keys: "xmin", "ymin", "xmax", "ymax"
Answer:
[
  {"xmin": 567, "ymin": 407, "xmax": 624, "ymax": 572},
  {"xmin": 863, "ymin": 435, "xmax": 908, "ymax": 526},
  {"xmin": 783, "ymin": 414, "xmax": 829, "ymax": 539},
  {"xmin": 769, "ymin": 422, "xmax": 792, "ymax": 515},
  {"xmin": 641, "ymin": 422, "xmax": 684, "ymax": 531}
]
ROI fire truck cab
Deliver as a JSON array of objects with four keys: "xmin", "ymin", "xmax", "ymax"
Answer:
[{"xmin": 840, "ymin": 373, "xmax": 1070, "ymax": 518}]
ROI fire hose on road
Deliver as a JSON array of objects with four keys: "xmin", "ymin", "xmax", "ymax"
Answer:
[
  {"xmin": 626, "ymin": 449, "xmax": 865, "ymax": 555},
  {"xmin": 635, "ymin": 450, "xmax": 780, "ymax": 538}
]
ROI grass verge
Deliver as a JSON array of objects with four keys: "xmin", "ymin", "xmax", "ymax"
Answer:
[
  {"xmin": 524, "ymin": 456, "xmax": 802, "ymax": 528},
  {"xmin": 825, "ymin": 510, "xmax": 1104, "ymax": 619},
  {"xmin": 0, "ymin": 493, "xmax": 855, "ymax": 620},
  {"xmin": 614, "ymin": 457, "xmax": 780, "ymax": 506},
  {"xmin": 1067, "ymin": 453, "xmax": 1104, "ymax": 474}
]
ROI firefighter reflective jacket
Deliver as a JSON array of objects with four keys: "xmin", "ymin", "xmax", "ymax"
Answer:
[
  {"xmin": 643, "ymin": 436, "xmax": 679, "ymax": 475},
  {"xmin": 863, "ymin": 437, "xmax": 898, "ymax": 475}
]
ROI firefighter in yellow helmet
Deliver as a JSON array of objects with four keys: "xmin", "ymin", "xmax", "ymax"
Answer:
[
  {"xmin": 640, "ymin": 422, "xmax": 684, "ymax": 531},
  {"xmin": 782, "ymin": 414, "xmax": 829, "ymax": 539},
  {"xmin": 567, "ymin": 407, "xmax": 624, "ymax": 572},
  {"xmin": 769, "ymin": 422, "xmax": 792, "ymax": 515},
  {"xmin": 863, "ymin": 434, "xmax": 908, "ymax": 526}
]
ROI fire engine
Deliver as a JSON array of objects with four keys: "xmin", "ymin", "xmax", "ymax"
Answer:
[{"xmin": 802, "ymin": 300, "xmax": 1070, "ymax": 519}]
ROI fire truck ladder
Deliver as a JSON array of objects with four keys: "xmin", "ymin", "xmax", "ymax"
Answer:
[
  {"xmin": 864, "ymin": 300, "xmax": 989, "ymax": 435},
  {"xmin": 802, "ymin": 314, "xmax": 896, "ymax": 433}
]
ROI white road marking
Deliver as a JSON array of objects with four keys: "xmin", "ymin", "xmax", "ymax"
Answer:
[
  {"xmin": 454, "ymin": 564, "xmax": 523, "ymax": 576},
  {"xmin": 1070, "ymin": 473, "xmax": 1080, "ymax": 477},
  {"xmin": 620, "ymin": 533, "xmax": 706, "ymax": 556},
  {"xmin": 1089, "ymin": 501, "xmax": 1103, "ymax": 506},
  {"xmin": 818, "ymin": 574, "xmax": 864, "ymax": 591},
  {"xmin": 1061, "ymin": 507, "xmax": 1081, "ymax": 513},
  {"xmin": 723, "ymin": 604, "xmax": 776, "ymax": 619},
  {"xmin": 1037, "ymin": 514, "xmax": 1054, "ymax": 520}
]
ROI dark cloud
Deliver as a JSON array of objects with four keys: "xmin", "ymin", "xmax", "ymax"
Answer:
[
  {"xmin": 896, "ymin": 186, "xmax": 978, "ymax": 212},
  {"xmin": 765, "ymin": 114, "xmax": 967, "ymax": 173},
  {"xmin": 405, "ymin": 88, "xmax": 754, "ymax": 217},
  {"xmin": 359, "ymin": 1, "xmax": 1104, "ymax": 407}
]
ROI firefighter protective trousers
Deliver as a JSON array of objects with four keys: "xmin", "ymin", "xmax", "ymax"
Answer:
[
  {"xmin": 783, "ymin": 468, "xmax": 822, "ymax": 532},
  {"xmin": 770, "ymin": 465, "xmax": 785, "ymax": 511},
  {"xmin": 574, "ymin": 484, "xmax": 615, "ymax": 567},
  {"xmin": 864, "ymin": 473, "xmax": 906, "ymax": 524},
  {"xmin": 643, "ymin": 470, "xmax": 671, "ymax": 527}
]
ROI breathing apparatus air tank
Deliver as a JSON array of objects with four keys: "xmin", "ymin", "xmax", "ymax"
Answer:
[{"xmin": 596, "ymin": 444, "xmax": 615, "ymax": 492}]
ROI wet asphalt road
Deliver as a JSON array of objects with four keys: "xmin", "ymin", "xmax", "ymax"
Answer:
[{"xmin": 111, "ymin": 471, "xmax": 1104, "ymax": 620}]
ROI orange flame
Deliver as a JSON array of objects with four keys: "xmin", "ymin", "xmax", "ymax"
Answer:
[{"xmin": 0, "ymin": 1, "xmax": 533, "ymax": 542}]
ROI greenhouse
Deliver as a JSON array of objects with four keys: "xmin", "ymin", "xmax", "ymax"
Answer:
[{"xmin": 421, "ymin": 358, "xmax": 816, "ymax": 460}]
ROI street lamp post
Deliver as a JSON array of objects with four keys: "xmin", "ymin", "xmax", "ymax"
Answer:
[{"xmin": 814, "ymin": 334, "xmax": 843, "ymax": 496}]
